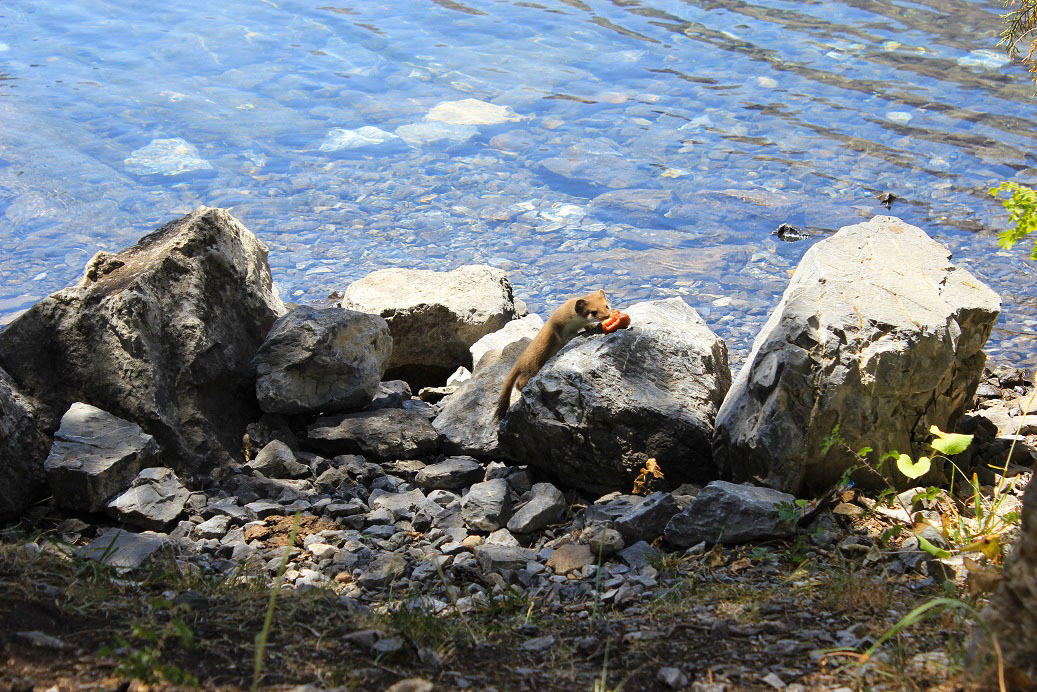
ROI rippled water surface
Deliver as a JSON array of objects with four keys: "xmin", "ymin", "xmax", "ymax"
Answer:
[{"xmin": 2, "ymin": 0, "xmax": 1036, "ymax": 365}]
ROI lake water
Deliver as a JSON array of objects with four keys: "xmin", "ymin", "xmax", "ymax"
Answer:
[{"xmin": 1, "ymin": 0, "xmax": 1035, "ymax": 367}]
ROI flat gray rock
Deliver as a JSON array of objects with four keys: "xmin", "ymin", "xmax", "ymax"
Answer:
[
  {"xmin": 414, "ymin": 456, "xmax": 485, "ymax": 490},
  {"xmin": 307, "ymin": 408, "xmax": 439, "ymax": 461},
  {"xmin": 76, "ymin": 528, "xmax": 172, "ymax": 571},
  {"xmin": 106, "ymin": 467, "xmax": 189, "ymax": 531},
  {"xmin": 664, "ymin": 481, "xmax": 796, "ymax": 547},
  {"xmin": 44, "ymin": 403, "xmax": 159, "ymax": 513}
]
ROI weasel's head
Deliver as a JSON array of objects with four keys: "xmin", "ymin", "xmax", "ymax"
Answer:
[{"xmin": 575, "ymin": 289, "xmax": 611, "ymax": 323}]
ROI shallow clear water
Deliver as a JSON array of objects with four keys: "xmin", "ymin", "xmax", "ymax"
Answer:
[{"xmin": 1, "ymin": 0, "xmax": 1035, "ymax": 366}]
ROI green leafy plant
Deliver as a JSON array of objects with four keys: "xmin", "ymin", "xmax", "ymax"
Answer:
[
  {"xmin": 824, "ymin": 423, "xmax": 1024, "ymax": 563},
  {"xmin": 99, "ymin": 599, "xmax": 198, "ymax": 685},
  {"xmin": 990, "ymin": 182, "xmax": 1037, "ymax": 259}
]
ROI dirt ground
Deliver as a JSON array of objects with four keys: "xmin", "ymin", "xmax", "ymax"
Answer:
[{"xmin": 0, "ymin": 528, "xmax": 995, "ymax": 692}]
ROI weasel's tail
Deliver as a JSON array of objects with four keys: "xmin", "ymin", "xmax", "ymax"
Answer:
[{"xmin": 494, "ymin": 368, "xmax": 520, "ymax": 421}]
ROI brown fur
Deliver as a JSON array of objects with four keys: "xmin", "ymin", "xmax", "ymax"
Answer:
[{"xmin": 494, "ymin": 289, "xmax": 611, "ymax": 421}]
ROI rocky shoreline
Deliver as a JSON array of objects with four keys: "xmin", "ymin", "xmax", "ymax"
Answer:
[{"xmin": 0, "ymin": 207, "xmax": 1035, "ymax": 689}]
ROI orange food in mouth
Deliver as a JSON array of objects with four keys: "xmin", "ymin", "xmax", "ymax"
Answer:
[{"xmin": 601, "ymin": 309, "xmax": 631, "ymax": 333}]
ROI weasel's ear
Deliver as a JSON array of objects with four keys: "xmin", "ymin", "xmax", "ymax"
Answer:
[
  {"xmin": 597, "ymin": 289, "xmax": 605, "ymax": 297},
  {"xmin": 575, "ymin": 299, "xmax": 587, "ymax": 314}
]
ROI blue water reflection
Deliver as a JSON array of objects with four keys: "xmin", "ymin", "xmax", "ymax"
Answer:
[{"xmin": 1, "ymin": 0, "xmax": 1035, "ymax": 364}]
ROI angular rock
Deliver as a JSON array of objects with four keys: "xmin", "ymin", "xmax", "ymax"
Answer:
[
  {"xmin": 499, "ymin": 298, "xmax": 731, "ymax": 496},
  {"xmin": 507, "ymin": 483, "xmax": 566, "ymax": 534},
  {"xmin": 581, "ymin": 494, "xmax": 644, "ymax": 526},
  {"xmin": 433, "ymin": 338, "xmax": 532, "ymax": 457},
  {"xmin": 664, "ymin": 481, "xmax": 796, "ymax": 547},
  {"xmin": 547, "ymin": 543, "xmax": 595, "ymax": 574},
  {"xmin": 307, "ymin": 409, "xmax": 439, "ymax": 461},
  {"xmin": 253, "ymin": 305, "xmax": 391, "ymax": 415},
  {"xmin": 473, "ymin": 543, "xmax": 534, "ymax": 573},
  {"xmin": 76, "ymin": 528, "xmax": 172, "ymax": 571},
  {"xmin": 583, "ymin": 525, "xmax": 624, "ymax": 558},
  {"xmin": 246, "ymin": 440, "xmax": 310, "ymax": 479},
  {"xmin": 414, "ymin": 456, "xmax": 484, "ymax": 490},
  {"xmin": 460, "ymin": 479, "xmax": 511, "ymax": 532},
  {"xmin": 194, "ymin": 515, "xmax": 230, "ymax": 539},
  {"xmin": 469, "ymin": 314, "xmax": 544, "ymax": 372},
  {"xmin": 341, "ymin": 265, "xmax": 516, "ymax": 386},
  {"xmin": 617, "ymin": 540, "xmax": 661, "ymax": 569},
  {"xmin": 356, "ymin": 553, "xmax": 406, "ymax": 589},
  {"xmin": 713, "ymin": 217, "xmax": 1000, "ymax": 494},
  {"xmin": 45, "ymin": 403, "xmax": 159, "ymax": 513},
  {"xmin": 970, "ymin": 474, "xmax": 1037, "ymax": 681},
  {"xmin": 369, "ymin": 488, "xmax": 429, "ymax": 520},
  {"xmin": 106, "ymin": 467, "xmax": 190, "ymax": 531},
  {"xmin": 470, "ymin": 543, "xmax": 530, "ymax": 576},
  {"xmin": 0, "ymin": 367, "xmax": 49, "ymax": 520},
  {"xmin": 0, "ymin": 207, "xmax": 285, "ymax": 473},
  {"xmin": 615, "ymin": 492, "xmax": 679, "ymax": 543},
  {"xmin": 367, "ymin": 380, "xmax": 413, "ymax": 410}
]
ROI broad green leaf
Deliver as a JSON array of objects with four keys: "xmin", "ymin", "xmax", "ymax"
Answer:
[
  {"xmin": 917, "ymin": 535, "xmax": 952, "ymax": 559},
  {"xmin": 856, "ymin": 446, "xmax": 873, "ymax": 458},
  {"xmin": 928, "ymin": 425, "xmax": 973, "ymax": 455},
  {"xmin": 897, "ymin": 453, "xmax": 931, "ymax": 479}
]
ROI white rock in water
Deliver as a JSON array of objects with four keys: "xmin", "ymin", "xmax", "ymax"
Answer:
[
  {"xmin": 541, "ymin": 203, "xmax": 585, "ymax": 224},
  {"xmin": 426, "ymin": 98, "xmax": 521, "ymax": 125},
  {"xmin": 886, "ymin": 111, "xmax": 912, "ymax": 124},
  {"xmin": 957, "ymin": 49, "xmax": 1011, "ymax": 70},
  {"xmin": 319, "ymin": 125, "xmax": 399, "ymax": 151},
  {"xmin": 124, "ymin": 138, "xmax": 213, "ymax": 176},
  {"xmin": 395, "ymin": 121, "xmax": 478, "ymax": 147}
]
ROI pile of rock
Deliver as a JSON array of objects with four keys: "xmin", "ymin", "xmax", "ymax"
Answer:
[{"xmin": 0, "ymin": 208, "xmax": 1034, "ymax": 675}]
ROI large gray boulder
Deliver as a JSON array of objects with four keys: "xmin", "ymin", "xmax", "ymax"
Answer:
[
  {"xmin": 0, "ymin": 208, "xmax": 286, "ymax": 474},
  {"xmin": 253, "ymin": 306, "xmax": 391, "ymax": 415},
  {"xmin": 340, "ymin": 265, "xmax": 516, "ymax": 387},
  {"xmin": 498, "ymin": 298, "xmax": 731, "ymax": 497},
  {"xmin": 713, "ymin": 216, "xmax": 1001, "ymax": 495},
  {"xmin": 970, "ymin": 474, "xmax": 1037, "ymax": 682},
  {"xmin": 0, "ymin": 367, "xmax": 49, "ymax": 520},
  {"xmin": 45, "ymin": 403, "xmax": 159, "ymax": 513}
]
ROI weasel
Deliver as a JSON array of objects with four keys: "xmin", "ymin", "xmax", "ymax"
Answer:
[{"xmin": 493, "ymin": 289, "xmax": 611, "ymax": 421}]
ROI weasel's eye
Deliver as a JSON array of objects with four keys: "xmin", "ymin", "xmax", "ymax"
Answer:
[{"xmin": 590, "ymin": 311, "xmax": 598, "ymax": 317}]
